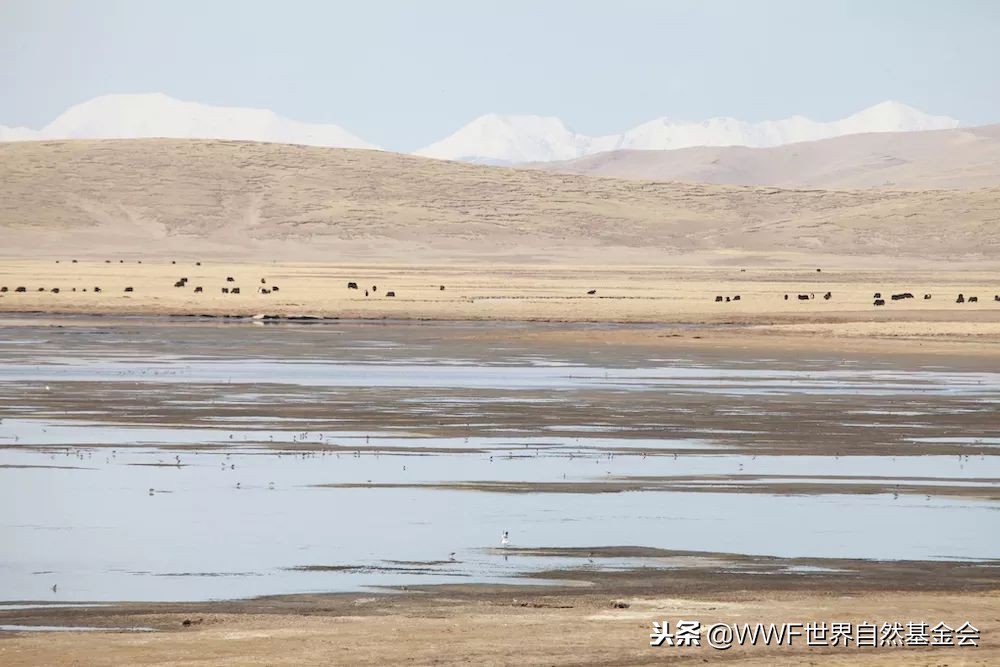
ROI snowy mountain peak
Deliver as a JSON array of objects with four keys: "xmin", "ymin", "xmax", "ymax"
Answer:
[
  {"xmin": 414, "ymin": 113, "xmax": 589, "ymax": 164},
  {"xmin": 1, "ymin": 96, "xmax": 963, "ymax": 164},
  {"xmin": 0, "ymin": 93, "xmax": 378, "ymax": 150},
  {"xmin": 838, "ymin": 100, "xmax": 956, "ymax": 133},
  {"xmin": 416, "ymin": 102, "xmax": 961, "ymax": 164}
]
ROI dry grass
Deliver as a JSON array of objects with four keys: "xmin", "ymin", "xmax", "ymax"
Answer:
[
  {"xmin": 2, "ymin": 139, "xmax": 999, "ymax": 264},
  {"xmin": 4, "ymin": 260, "xmax": 1000, "ymax": 358},
  {"xmin": 532, "ymin": 124, "xmax": 1000, "ymax": 189}
]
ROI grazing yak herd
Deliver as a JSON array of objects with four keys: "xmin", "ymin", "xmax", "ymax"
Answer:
[
  {"xmin": 711, "ymin": 290, "xmax": 995, "ymax": 306},
  {"xmin": 2, "ymin": 262, "xmax": 999, "ymax": 309},
  {"xmin": 0, "ymin": 260, "xmax": 284, "ymax": 298},
  {"xmin": 347, "ymin": 281, "xmax": 405, "ymax": 298}
]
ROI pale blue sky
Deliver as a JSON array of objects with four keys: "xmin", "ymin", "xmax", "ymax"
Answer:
[{"xmin": 2, "ymin": 0, "xmax": 998, "ymax": 150}]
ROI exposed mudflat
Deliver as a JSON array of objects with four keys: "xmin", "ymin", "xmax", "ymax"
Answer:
[{"xmin": 1, "ymin": 315, "xmax": 997, "ymax": 664}]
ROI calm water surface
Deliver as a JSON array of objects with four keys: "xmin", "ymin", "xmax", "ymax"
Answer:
[{"xmin": 1, "ymin": 319, "xmax": 998, "ymax": 601}]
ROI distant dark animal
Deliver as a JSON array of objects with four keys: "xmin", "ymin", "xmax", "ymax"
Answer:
[
  {"xmin": 348, "ymin": 282, "xmax": 358, "ymax": 289},
  {"xmin": 231, "ymin": 287, "xmax": 240, "ymax": 294},
  {"xmin": 171, "ymin": 260, "xmax": 176, "ymax": 264},
  {"xmin": 0, "ymin": 287, "xmax": 6, "ymax": 293},
  {"xmin": 823, "ymin": 291, "xmax": 832, "ymax": 300},
  {"xmin": 270, "ymin": 285, "xmax": 279, "ymax": 292},
  {"xmin": 94, "ymin": 287, "xmax": 101, "ymax": 293},
  {"xmin": 733, "ymin": 295, "xmax": 740, "ymax": 301},
  {"xmin": 797, "ymin": 294, "xmax": 810, "ymax": 301},
  {"xmin": 784, "ymin": 294, "xmax": 788, "ymax": 300},
  {"xmin": 51, "ymin": 288, "xmax": 60, "ymax": 294},
  {"xmin": 124, "ymin": 287, "xmax": 134, "ymax": 293},
  {"xmin": 119, "ymin": 260, "xmax": 124, "ymax": 263},
  {"xmin": 174, "ymin": 281, "xmax": 185, "ymax": 287},
  {"xmin": 38, "ymin": 287, "xmax": 45, "ymax": 292},
  {"xmin": 725, "ymin": 296, "xmax": 731, "ymax": 302},
  {"xmin": 72, "ymin": 287, "xmax": 77, "ymax": 292},
  {"xmin": 261, "ymin": 278, "xmax": 266, "ymax": 284},
  {"xmin": 439, "ymin": 285, "xmax": 445, "ymax": 291},
  {"xmin": 923, "ymin": 294, "xmax": 931, "ymax": 300},
  {"xmin": 386, "ymin": 291, "xmax": 396, "ymax": 297},
  {"xmin": 874, "ymin": 292, "xmax": 882, "ymax": 299},
  {"xmin": 364, "ymin": 290, "xmax": 369, "ymax": 296},
  {"xmin": 968, "ymin": 296, "xmax": 978, "ymax": 303},
  {"xmin": 71, "ymin": 259, "xmax": 77, "ymax": 263},
  {"xmin": 226, "ymin": 276, "xmax": 235, "ymax": 282},
  {"xmin": 891, "ymin": 293, "xmax": 913, "ymax": 301},
  {"xmin": 105, "ymin": 260, "xmax": 110, "ymax": 263},
  {"xmin": 372, "ymin": 285, "xmax": 377, "ymax": 292},
  {"xmin": 259, "ymin": 288, "xmax": 271, "ymax": 294},
  {"xmin": 15, "ymin": 287, "xmax": 25, "ymax": 293},
  {"xmin": 715, "ymin": 296, "xmax": 724, "ymax": 302},
  {"xmin": 994, "ymin": 295, "xmax": 1000, "ymax": 302},
  {"xmin": 196, "ymin": 262, "xmax": 201, "ymax": 266},
  {"xmin": 193, "ymin": 286, "xmax": 203, "ymax": 293},
  {"xmin": 221, "ymin": 287, "xmax": 229, "ymax": 294},
  {"xmin": 816, "ymin": 268, "xmax": 821, "ymax": 272},
  {"xmin": 587, "ymin": 289, "xmax": 597, "ymax": 295},
  {"xmin": 956, "ymin": 293, "xmax": 965, "ymax": 303},
  {"xmin": 874, "ymin": 299, "xmax": 885, "ymax": 306}
]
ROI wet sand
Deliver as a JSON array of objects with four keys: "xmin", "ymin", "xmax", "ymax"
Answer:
[
  {"xmin": 320, "ymin": 475, "xmax": 1000, "ymax": 500},
  {"xmin": 2, "ymin": 553, "xmax": 998, "ymax": 666}
]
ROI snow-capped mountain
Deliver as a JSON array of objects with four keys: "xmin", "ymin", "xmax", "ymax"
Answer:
[
  {"xmin": 413, "ymin": 114, "xmax": 595, "ymax": 163},
  {"xmin": 0, "ymin": 93, "xmax": 378, "ymax": 150},
  {"xmin": 416, "ymin": 102, "xmax": 960, "ymax": 163},
  {"xmin": 1, "ymin": 96, "xmax": 961, "ymax": 163}
]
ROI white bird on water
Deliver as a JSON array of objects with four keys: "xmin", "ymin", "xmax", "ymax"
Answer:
[{"xmin": 500, "ymin": 531, "xmax": 510, "ymax": 548}]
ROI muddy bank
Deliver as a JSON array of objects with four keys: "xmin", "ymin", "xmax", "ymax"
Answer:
[{"xmin": 1, "ymin": 552, "xmax": 998, "ymax": 666}]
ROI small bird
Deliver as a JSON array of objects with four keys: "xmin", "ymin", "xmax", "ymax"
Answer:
[
  {"xmin": 500, "ymin": 531, "xmax": 510, "ymax": 547},
  {"xmin": 449, "ymin": 552, "xmax": 457, "ymax": 561},
  {"xmin": 148, "ymin": 488, "xmax": 154, "ymax": 496},
  {"xmin": 52, "ymin": 584, "xmax": 58, "ymax": 593}
]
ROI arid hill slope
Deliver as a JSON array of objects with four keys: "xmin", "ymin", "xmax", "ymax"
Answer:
[
  {"xmin": 2, "ymin": 139, "xmax": 998, "ymax": 263},
  {"xmin": 531, "ymin": 125, "xmax": 1000, "ymax": 190}
]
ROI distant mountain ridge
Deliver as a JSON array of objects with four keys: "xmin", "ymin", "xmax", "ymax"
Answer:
[
  {"xmin": 528, "ymin": 124, "xmax": 1000, "ymax": 190},
  {"xmin": 414, "ymin": 101, "xmax": 960, "ymax": 163},
  {"xmin": 1, "ymin": 94, "xmax": 962, "ymax": 164}
]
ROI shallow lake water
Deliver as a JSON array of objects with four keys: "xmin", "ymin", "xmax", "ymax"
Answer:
[{"xmin": 1, "ymin": 318, "xmax": 998, "ymax": 602}]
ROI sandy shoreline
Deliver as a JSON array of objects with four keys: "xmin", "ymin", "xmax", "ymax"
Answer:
[{"xmin": 2, "ymin": 552, "xmax": 997, "ymax": 666}]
